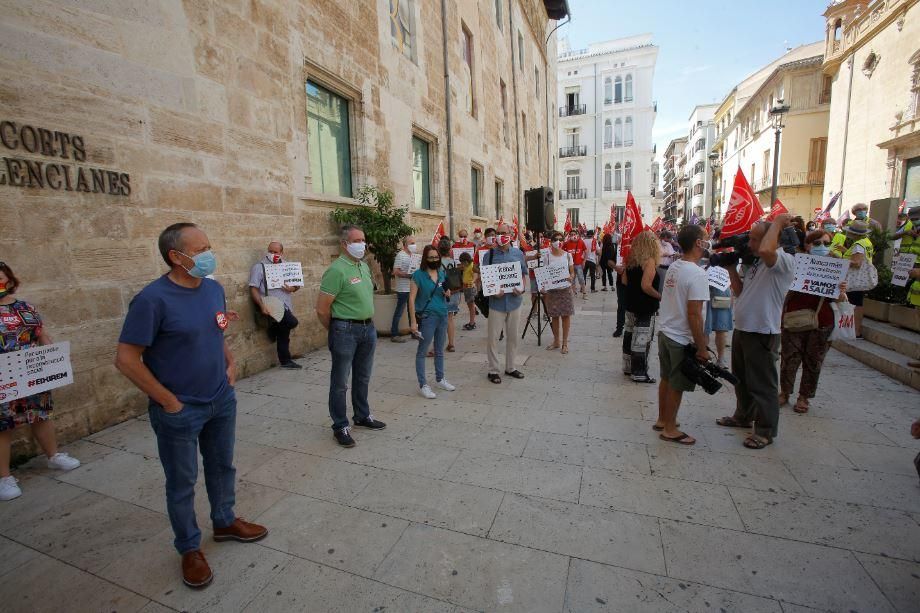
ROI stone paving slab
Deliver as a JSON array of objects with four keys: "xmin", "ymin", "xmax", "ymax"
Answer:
[{"xmin": 1, "ymin": 290, "xmax": 918, "ymax": 611}]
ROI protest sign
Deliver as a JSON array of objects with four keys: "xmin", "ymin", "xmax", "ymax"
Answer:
[
  {"xmin": 0, "ymin": 342, "xmax": 73, "ymax": 402},
  {"xmin": 264, "ymin": 262, "xmax": 305, "ymax": 289},
  {"xmin": 452, "ymin": 247, "xmax": 475, "ymax": 264},
  {"xmin": 707, "ymin": 266, "xmax": 731, "ymax": 292},
  {"xmin": 479, "ymin": 261, "xmax": 524, "ymax": 296},
  {"xmin": 891, "ymin": 253, "xmax": 917, "ymax": 287},
  {"xmin": 790, "ymin": 253, "xmax": 849, "ymax": 298},
  {"xmin": 525, "ymin": 249, "xmax": 549, "ymax": 270},
  {"xmin": 533, "ymin": 262, "xmax": 570, "ymax": 291},
  {"xmin": 407, "ymin": 253, "xmax": 422, "ymax": 274}
]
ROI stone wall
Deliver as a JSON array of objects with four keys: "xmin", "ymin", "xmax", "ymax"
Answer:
[{"xmin": 0, "ymin": 0, "xmax": 558, "ymax": 456}]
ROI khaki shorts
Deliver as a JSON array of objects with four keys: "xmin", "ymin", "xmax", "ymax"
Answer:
[{"xmin": 658, "ymin": 332, "xmax": 696, "ymax": 392}]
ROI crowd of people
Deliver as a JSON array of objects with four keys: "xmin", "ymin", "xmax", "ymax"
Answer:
[{"xmin": 2, "ymin": 203, "xmax": 919, "ymax": 590}]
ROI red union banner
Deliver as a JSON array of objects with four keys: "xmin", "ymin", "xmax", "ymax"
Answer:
[
  {"xmin": 765, "ymin": 199, "xmax": 789, "ymax": 222},
  {"xmin": 618, "ymin": 191, "xmax": 643, "ymax": 262},
  {"xmin": 721, "ymin": 168, "xmax": 764, "ymax": 238},
  {"xmin": 650, "ymin": 216, "xmax": 664, "ymax": 233},
  {"xmin": 431, "ymin": 221, "xmax": 446, "ymax": 245}
]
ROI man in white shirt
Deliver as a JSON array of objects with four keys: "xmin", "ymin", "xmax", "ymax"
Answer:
[
  {"xmin": 583, "ymin": 230, "xmax": 599, "ymax": 292},
  {"xmin": 656, "ymin": 225, "xmax": 711, "ymax": 445},
  {"xmin": 716, "ymin": 215, "xmax": 796, "ymax": 449},
  {"xmin": 390, "ymin": 236, "xmax": 417, "ymax": 342},
  {"xmin": 249, "ymin": 241, "xmax": 302, "ymax": 368}
]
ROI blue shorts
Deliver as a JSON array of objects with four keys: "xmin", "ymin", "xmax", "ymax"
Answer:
[
  {"xmin": 447, "ymin": 292, "xmax": 461, "ymax": 314},
  {"xmin": 705, "ymin": 302, "xmax": 733, "ymax": 335}
]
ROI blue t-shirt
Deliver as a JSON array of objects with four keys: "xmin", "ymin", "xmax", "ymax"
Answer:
[
  {"xmin": 411, "ymin": 268, "xmax": 448, "ymax": 317},
  {"xmin": 119, "ymin": 275, "xmax": 229, "ymax": 404}
]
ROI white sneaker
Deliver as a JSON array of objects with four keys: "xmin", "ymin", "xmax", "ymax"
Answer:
[
  {"xmin": 436, "ymin": 379, "xmax": 456, "ymax": 391},
  {"xmin": 0, "ymin": 476, "xmax": 21, "ymax": 501},
  {"xmin": 47, "ymin": 452, "xmax": 81, "ymax": 471},
  {"xmin": 419, "ymin": 384, "xmax": 437, "ymax": 399}
]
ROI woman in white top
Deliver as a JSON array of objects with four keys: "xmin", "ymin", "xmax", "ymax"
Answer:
[{"xmin": 542, "ymin": 231, "xmax": 576, "ymax": 354}]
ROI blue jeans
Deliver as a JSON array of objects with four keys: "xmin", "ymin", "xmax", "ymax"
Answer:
[
  {"xmin": 148, "ymin": 385, "xmax": 237, "ymax": 554},
  {"xmin": 328, "ymin": 320, "xmax": 376, "ymax": 430},
  {"xmin": 415, "ymin": 313, "xmax": 447, "ymax": 387},
  {"xmin": 390, "ymin": 292, "xmax": 409, "ymax": 336}
]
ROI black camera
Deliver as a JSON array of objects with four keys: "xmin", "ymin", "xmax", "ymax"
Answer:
[
  {"xmin": 708, "ymin": 232, "xmax": 753, "ymax": 268},
  {"xmin": 680, "ymin": 345, "xmax": 739, "ymax": 395}
]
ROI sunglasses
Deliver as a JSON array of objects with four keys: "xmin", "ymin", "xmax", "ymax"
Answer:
[{"xmin": 812, "ymin": 241, "xmax": 831, "ymax": 247}]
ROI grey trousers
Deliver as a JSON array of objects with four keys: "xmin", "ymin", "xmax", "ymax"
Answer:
[
  {"xmin": 487, "ymin": 306, "xmax": 522, "ymax": 375},
  {"xmin": 731, "ymin": 330, "xmax": 781, "ymax": 439}
]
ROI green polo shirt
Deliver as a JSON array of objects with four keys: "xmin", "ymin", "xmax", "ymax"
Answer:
[{"xmin": 320, "ymin": 255, "xmax": 375, "ymax": 320}]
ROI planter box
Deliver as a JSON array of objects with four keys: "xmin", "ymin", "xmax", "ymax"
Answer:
[
  {"xmin": 863, "ymin": 298, "xmax": 891, "ymax": 322},
  {"xmin": 889, "ymin": 304, "xmax": 920, "ymax": 333},
  {"xmin": 372, "ymin": 292, "xmax": 409, "ymax": 336}
]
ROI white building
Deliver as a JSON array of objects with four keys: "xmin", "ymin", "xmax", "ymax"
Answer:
[
  {"xmin": 556, "ymin": 34, "xmax": 658, "ymax": 228},
  {"xmin": 683, "ymin": 104, "xmax": 719, "ymax": 221}
]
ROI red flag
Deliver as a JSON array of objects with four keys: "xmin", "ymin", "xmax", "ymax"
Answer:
[
  {"xmin": 563, "ymin": 211, "xmax": 572, "ymax": 234},
  {"xmin": 899, "ymin": 200, "xmax": 907, "ymax": 214},
  {"xmin": 618, "ymin": 191, "xmax": 644, "ymax": 262},
  {"xmin": 765, "ymin": 199, "xmax": 789, "ymax": 222},
  {"xmin": 705, "ymin": 217, "xmax": 712, "ymax": 236},
  {"xmin": 511, "ymin": 214, "xmax": 520, "ymax": 240},
  {"xmin": 721, "ymin": 168, "xmax": 764, "ymax": 238},
  {"xmin": 650, "ymin": 217, "xmax": 664, "ymax": 233},
  {"xmin": 431, "ymin": 221, "xmax": 446, "ymax": 245}
]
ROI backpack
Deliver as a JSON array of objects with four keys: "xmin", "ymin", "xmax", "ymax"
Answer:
[{"xmin": 442, "ymin": 262, "xmax": 463, "ymax": 291}]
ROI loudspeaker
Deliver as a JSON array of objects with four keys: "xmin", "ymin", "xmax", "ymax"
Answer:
[
  {"xmin": 525, "ymin": 187, "xmax": 555, "ymax": 233},
  {"xmin": 869, "ymin": 197, "xmax": 900, "ymax": 232}
]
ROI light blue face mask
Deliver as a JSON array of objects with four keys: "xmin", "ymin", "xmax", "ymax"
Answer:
[
  {"xmin": 823, "ymin": 224, "xmax": 836, "ymax": 234},
  {"xmin": 177, "ymin": 250, "xmax": 217, "ymax": 278},
  {"xmin": 810, "ymin": 245, "xmax": 830, "ymax": 257},
  {"xmin": 854, "ymin": 211, "xmax": 867, "ymax": 220}
]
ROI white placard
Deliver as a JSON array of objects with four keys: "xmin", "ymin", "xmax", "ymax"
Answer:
[
  {"xmin": 0, "ymin": 342, "xmax": 73, "ymax": 402},
  {"xmin": 707, "ymin": 266, "xmax": 731, "ymax": 292},
  {"xmin": 479, "ymin": 261, "xmax": 524, "ymax": 296},
  {"xmin": 407, "ymin": 253, "xmax": 422, "ymax": 274},
  {"xmin": 451, "ymin": 247, "xmax": 475, "ymax": 264},
  {"xmin": 892, "ymin": 253, "xmax": 917, "ymax": 287},
  {"xmin": 525, "ymin": 249, "xmax": 550, "ymax": 270},
  {"xmin": 533, "ymin": 262, "xmax": 571, "ymax": 291},
  {"xmin": 790, "ymin": 253, "xmax": 849, "ymax": 298},
  {"xmin": 264, "ymin": 262, "xmax": 305, "ymax": 289}
]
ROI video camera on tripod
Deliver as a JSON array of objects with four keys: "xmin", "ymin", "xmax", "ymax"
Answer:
[{"xmin": 680, "ymin": 345, "xmax": 738, "ymax": 395}]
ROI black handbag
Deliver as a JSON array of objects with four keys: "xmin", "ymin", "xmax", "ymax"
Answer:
[
  {"xmin": 474, "ymin": 249, "xmax": 494, "ymax": 318},
  {"xmin": 443, "ymin": 262, "xmax": 463, "ymax": 291}
]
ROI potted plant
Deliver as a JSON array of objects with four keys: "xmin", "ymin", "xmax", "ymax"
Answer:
[
  {"xmin": 862, "ymin": 228, "xmax": 898, "ymax": 322},
  {"xmin": 331, "ymin": 186, "xmax": 418, "ymax": 334}
]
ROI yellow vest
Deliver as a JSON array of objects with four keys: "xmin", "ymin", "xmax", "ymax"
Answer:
[
  {"xmin": 831, "ymin": 233, "xmax": 874, "ymax": 261},
  {"xmin": 898, "ymin": 220, "xmax": 920, "ymax": 256}
]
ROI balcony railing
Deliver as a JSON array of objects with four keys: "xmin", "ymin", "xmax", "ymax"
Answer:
[
  {"xmin": 819, "ymin": 91, "xmax": 831, "ymax": 104},
  {"xmin": 604, "ymin": 98, "xmax": 612, "ymax": 105},
  {"xmin": 604, "ymin": 140, "xmax": 612, "ymax": 149},
  {"xmin": 559, "ymin": 104, "xmax": 586, "ymax": 117},
  {"xmin": 754, "ymin": 171, "xmax": 825, "ymax": 192},
  {"xmin": 559, "ymin": 145, "xmax": 587, "ymax": 158},
  {"xmin": 623, "ymin": 139, "xmax": 633, "ymax": 147},
  {"xmin": 559, "ymin": 188, "xmax": 587, "ymax": 200}
]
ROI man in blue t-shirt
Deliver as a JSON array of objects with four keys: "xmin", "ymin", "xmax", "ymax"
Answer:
[{"xmin": 115, "ymin": 223, "xmax": 267, "ymax": 589}]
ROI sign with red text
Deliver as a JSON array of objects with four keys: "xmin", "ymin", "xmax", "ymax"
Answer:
[
  {"xmin": 0, "ymin": 342, "xmax": 73, "ymax": 402},
  {"xmin": 790, "ymin": 253, "xmax": 849, "ymax": 298}
]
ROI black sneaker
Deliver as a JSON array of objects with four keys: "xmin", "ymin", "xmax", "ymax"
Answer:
[
  {"xmin": 612, "ymin": 329, "xmax": 623, "ymax": 338},
  {"xmin": 353, "ymin": 416, "xmax": 387, "ymax": 430},
  {"xmin": 280, "ymin": 361, "xmax": 303, "ymax": 369},
  {"xmin": 334, "ymin": 427, "xmax": 356, "ymax": 447}
]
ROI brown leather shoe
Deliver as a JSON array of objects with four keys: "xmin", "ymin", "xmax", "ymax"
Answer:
[
  {"xmin": 213, "ymin": 518, "xmax": 268, "ymax": 543},
  {"xmin": 181, "ymin": 550, "xmax": 213, "ymax": 588}
]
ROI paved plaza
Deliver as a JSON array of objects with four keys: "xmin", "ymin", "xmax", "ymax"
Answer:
[{"xmin": 1, "ymin": 291, "xmax": 919, "ymax": 612}]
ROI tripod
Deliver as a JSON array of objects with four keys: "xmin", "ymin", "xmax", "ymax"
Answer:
[{"xmin": 522, "ymin": 231, "xmax": 549, "ymax": 346}]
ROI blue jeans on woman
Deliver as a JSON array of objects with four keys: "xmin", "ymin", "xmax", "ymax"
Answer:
[
  {"xmin": 415, "ymin": 313, "xmax": 447, "ymax": 387},
  {"xmin": 328, "ymin": 319, "xmax": 376, "ymax": 431},
  {"xmin": 148, "ymin": 385, "xmax": 238, "ymax": 554}
]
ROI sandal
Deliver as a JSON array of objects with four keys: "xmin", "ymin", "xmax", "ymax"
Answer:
[
  {"xmin": 447, "ymin": 345, "xmax": 455, "ymax": 352},
  {"xmin": 659, "ymin": 432, "xmax": 696, "ymax": 446},
  {"xmin": 561, "ymin": 343, "xmax": 569, "ymax": 354},
  {"xmin": 631, "ymin": 375, "xmax": 655, "ymax": 384},
  {"xmin": 652, "ymin": 423, "xmax": 680, "ymax": 432},
  {"xmin": 778, "ymin": 393, "xmax": 789, "ymax": 406},
  {"xmin": 488, "ymin": 373, "xmax": 502, "ymax": 384},
  {"xmin": 743, "ymin": 434, "xmax": 773, "ymax": 449},
  {"xmin": 793, "ymin": 397, "xmax": 809, "ymax": 414},
  {"xmin": 504, "ymin": 370, "xmax": 525, "ymax": 379},
  {"xmin": 462, "ymin": 323, "xmax": 474, "ymax": 331},
  {"xmin": 546, "ymin": 342, "xmax": 560, "ymax": 351},
  {"xmin": 716, "ymin": 416, "xmax": 752, "ymax": 428}
]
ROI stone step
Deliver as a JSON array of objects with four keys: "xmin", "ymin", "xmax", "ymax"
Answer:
[
  {"xmin": 832, "ymin": 337, "xmax": 920, "ymax": 391},
  {"xmin": 862, "ymin": 319, "xmax": 920, "ymax": 359}
]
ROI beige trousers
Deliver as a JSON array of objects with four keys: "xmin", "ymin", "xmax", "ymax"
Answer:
[{"xmin": 487, "ymin": 306, "xmax": 522, "ymax": 375}]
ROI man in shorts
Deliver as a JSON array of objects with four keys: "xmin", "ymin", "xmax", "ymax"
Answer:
[{"xmin": 655, "ymin": 224, "xmax": 711, "ymax": 445}]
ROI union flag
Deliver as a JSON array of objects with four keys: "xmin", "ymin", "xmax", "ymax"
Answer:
[
  {"xmin": 721, "ymin": 168, "xmax": 764, "ymax": 238},
  {"xmin": 431, "ymin": 221, "xmax": 446, "ymax": 245}
]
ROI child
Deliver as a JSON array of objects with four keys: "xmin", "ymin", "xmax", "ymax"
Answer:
[{"xmin": 459, "ymin": 252, "xmax": 478, "ymax": 330}]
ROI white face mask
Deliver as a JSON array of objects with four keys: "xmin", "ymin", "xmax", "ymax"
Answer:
[
  {"xmin": 346, "ymin": 241, "xmax": 367, "ymax": 260},
  {"xmin": 474, "ymin": 233, "xmax": 482, "ymax": 240},
  {"xmin": 407, "ymin": 243, "xmax": 417, "ymax": 253},
  {"xmin": 267, "ymin": 252, "xmax": 282, "ymax": 263},
  {"xmin": 552, "ymin": 240, "xmax": 562, "ymax": 249}
]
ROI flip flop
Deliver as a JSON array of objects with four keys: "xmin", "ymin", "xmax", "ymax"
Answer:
[
  {"xmin": 504, "ymin": 370, "xmax": 525, "ymax": 379},
  {"xmin": 715, "ymin": 416, "xmax": 752, "ymax": 428},
  {"xmin": 488, "ymin": 373, "xmax": 502, "ymax": 384},
  {"xmin": 659, "ymin": 433, "xmax": 696, "ymax": 446},
  {"xmin": 793, "ymin": 398, "xmax": 809, "ymax": 414},
  {"xmin": 743, "ymin": 434, "xmax": 772, "ymax": 449}
]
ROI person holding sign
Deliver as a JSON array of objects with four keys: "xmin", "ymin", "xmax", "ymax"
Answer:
[
  {"xmin": 249, "ymin": 241, "xmax": 302, "ymax": 369},
  {"xmin": 482, "ymin": 223, "xmax": 528, "ymax": 383},
  {"xmin": 543, "ymin": 232, "xmax": 576, "ymax": 354},
  {"xmin": 390, "ymin": 236, "xmax": 418, "ymax": 343},
  {"xmin": 621, "ymin": 231, "xmax": 661, "ymax": 383},
  {"xmin": 0, "ymin": 263, "xmax": 81, "ymax": 502},
  {"xmin": 116, "ymin": 223, "xmax": 267, "ymax": 588},
  {"xmin": 779, "ymin": 230, "xmax": 849, "ymax": 414},
  {"xmin": 409, "ymin": 245, "xmax": 457, "ymax": 399}
]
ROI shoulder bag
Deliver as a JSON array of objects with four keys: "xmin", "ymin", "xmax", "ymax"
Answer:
[
  {"xmin": 782, "ymin": 296, "xmax": 824, "ymax": 332},
  {"xmin": 845, "ymin": 259, "xmax": 878, "ymax": 292}
]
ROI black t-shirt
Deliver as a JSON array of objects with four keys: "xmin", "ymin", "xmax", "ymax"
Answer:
[{"xmin": 625, "ymin": 265, "xmax": 660, "ymax": 317}]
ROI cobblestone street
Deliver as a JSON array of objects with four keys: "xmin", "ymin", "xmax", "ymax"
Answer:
[{"xmin": 2, "ymin": 291, "xmax": 919, "ymax": 612}]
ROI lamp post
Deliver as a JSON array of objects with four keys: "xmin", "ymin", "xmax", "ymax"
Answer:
[
  {"xmin": 708, "ymin": 151, "xmax": 721, "ymax": 220},
  {"xmin": 768, "ymin": 99, "xmax": 790, "ymax": 207},
  {"xmin": 681, "ymin": 173, "xmax": 690, "ymax": 225}
]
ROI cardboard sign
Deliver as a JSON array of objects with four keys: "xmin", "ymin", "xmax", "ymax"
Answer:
[
  {"xmin": 264, "ymin": 262, "xmax": 305, "ymax": 289},
  {"xmin": 533, "ymin": 262, "xmax": 571, "ymax": 291},
  {"xmin": 452, "ymin": 247, "xmax": 475, "ymax": 264},
  {"xmin": 407, "ymin": 253, "xmax": 422, "ymax": 274},
  {"xmin": 479, "ymin": 261, "xmax": 524, "ymax": 296},
  {"xmin": 0, "ymin": 342, "xmax": 73, "ymax": 402},
  {"xmin": 790, "ymin": 253, "xmax": 849, "ymax": 298},
  {"xmin": 525, "ymin": 249, "xmax": 550, "ymax": 270},
  {"xmin": 891, "ymin": 253, "xmax": 917, "ymax": 287},
  {"xmin": 707, "ymin": 267, "xmax": 731, "ymax": 292}
]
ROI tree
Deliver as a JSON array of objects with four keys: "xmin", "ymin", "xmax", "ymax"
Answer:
[{"xmin": 331, "ymin": 186, "xmax": 418, "ymax": 294}]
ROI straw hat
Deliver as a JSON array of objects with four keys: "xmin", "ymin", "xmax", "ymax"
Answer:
[{"xmin": 845, "ymin": 220, "xmax": 870, "ymax": 236}]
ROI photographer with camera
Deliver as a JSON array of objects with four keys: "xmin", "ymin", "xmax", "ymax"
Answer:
[
  {"xmin": 654, "ymin": 225, "xmax": 712, "ymax": 445},
  {"xmin": 715, "ymin": 214, "xmax": 796, "ymax": 449}
]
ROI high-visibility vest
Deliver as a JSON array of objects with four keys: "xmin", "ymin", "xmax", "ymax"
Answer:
[{"xmin": 831, "ymin": 233, "xmax": 874, "ymax": 262}]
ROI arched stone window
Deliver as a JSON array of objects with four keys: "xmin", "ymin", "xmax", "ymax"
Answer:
[
  {"xmin": 625, "ymin": 74, "xmax": 633, "ymax": 101},
  {"xmin": 604, "ymin": 163, "xmax": 612, "ymax": 190},
  {"xmin": 614, "ymin": 163, "xmax": 622, "ymax": 191},
  {"xmin": 624, "ymin": 161, "xmax": 632, "ymax": 191},
  {"xmin": 604, "ymin": 119, "xmax": 612, "ymax": 147},
  {"xmin": 604, "ymin": 77, "xmax": 612, "ymax": 103},
  {"xmin": 614, "ymin": 76, "xmax": 622, "ymax": 103},
  {"xmin": 614, "ymin": 118, "xmax": 623, "ymax": 147}
]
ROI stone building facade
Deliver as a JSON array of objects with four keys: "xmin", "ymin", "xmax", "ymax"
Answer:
[{"xmin": 0, "ymin": 0, "xmax": 565, "ymax": 455}]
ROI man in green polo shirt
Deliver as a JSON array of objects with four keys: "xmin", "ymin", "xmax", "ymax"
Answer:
[{"xmin": 316, "ymin": 224, "xmax": 386, "ymax": 447}]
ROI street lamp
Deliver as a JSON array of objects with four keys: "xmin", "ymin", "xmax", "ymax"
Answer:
[
  {"xmin": 769, "ymin": 99, "xmax": 790, "ymax": 207},
  {"xmin": 708, "ymin": 151, "xmax": 721, "ymax": 220},
  {"xmin": 681, "ymin": 173, "xmax": 690, "ymax": 225}
]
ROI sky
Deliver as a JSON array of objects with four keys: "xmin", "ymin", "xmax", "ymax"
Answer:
[{"xmin": 559, "ymin": 0, "xmax": 830, "ymax": 161}]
